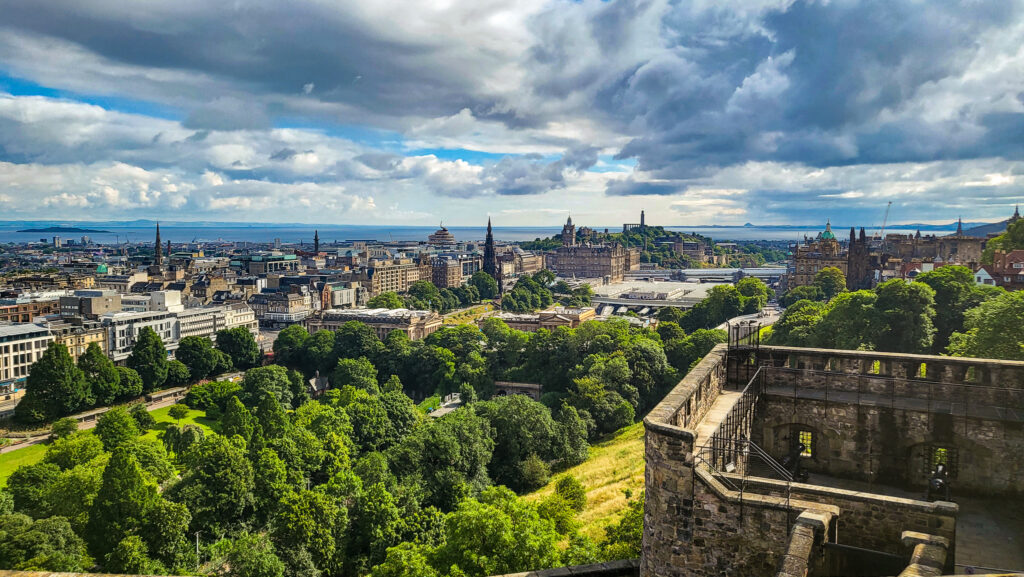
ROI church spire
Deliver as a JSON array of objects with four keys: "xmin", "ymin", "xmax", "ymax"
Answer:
[
  {"xmin": 314, "ymin": 229, "xmax": 320, "ymax": 253},
  {"xmin": 154, "ymin": 222, "xmax": 162, "ymax": 266},
  {"xmin": 956, "ymin": 217, "xmax": 963, "ymax": 236}
]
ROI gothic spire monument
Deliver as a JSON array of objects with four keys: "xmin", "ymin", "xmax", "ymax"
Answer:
[
  {"xmin": 314, "ymin": 230, "xmax": 320, "ymax": 253},
  {"xmin": 154, "ymin": 222, "xmax": 162, "ymax": 267},
  {"xmin": 483, "ymin": 217, "xmax": 501, "ymax": 289}
]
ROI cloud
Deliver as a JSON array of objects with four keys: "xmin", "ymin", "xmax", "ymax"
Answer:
[{"xmin": 0, "ymin": 0, "xmax": 1023, "ymax": 224}]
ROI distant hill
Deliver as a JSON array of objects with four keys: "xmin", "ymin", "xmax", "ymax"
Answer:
[
  {"xmin": 961, "ymin": 220, "xmax": 1008, "ymax": 238},
  {"xmin": 17, "ymin": 226, "xmax": 110, "ymax": 233}
]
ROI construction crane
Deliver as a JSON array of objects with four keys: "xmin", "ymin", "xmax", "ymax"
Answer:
[{"xmin": 878, "ymin": 201, "xmax": 893, "ymax": 253}]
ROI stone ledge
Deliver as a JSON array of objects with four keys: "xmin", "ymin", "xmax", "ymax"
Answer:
[
  {"xmin": 486, "ymin": 559, "xmax": 641, "ymax": 576},
  {"xmin": 758, "ymin": 345, "xmax": 1024, "ymax": 369}
]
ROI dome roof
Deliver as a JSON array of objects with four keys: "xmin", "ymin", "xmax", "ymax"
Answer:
[{"xmin": 821, "ymin": 220, "xmax": 836, "ymax": 240}]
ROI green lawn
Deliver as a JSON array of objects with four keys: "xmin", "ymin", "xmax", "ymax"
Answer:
[
  {"xmin": 0, "ymin": 442, "xmax": 49, "ymax": 487},
  {"xmin": 525, "ymin": 422, "xmax": 645, "ymax": 541},
  {"xmin": 0, "ymin": 404, "xmax": 216, "ymax": 487},
  {"xmin": 140, "ymin": 405, "xmax": 218, "ymax": 442}
]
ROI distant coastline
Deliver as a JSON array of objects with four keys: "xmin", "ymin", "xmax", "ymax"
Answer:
[{"xmin": 16, "ymin": 226, "xmax": 111, "ymax": 233}]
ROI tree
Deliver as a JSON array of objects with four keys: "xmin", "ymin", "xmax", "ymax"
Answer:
[
  {"xmin": 475, "ymin": 395, "xmax": 563, "ymax": 491},
  {"xmin": 240, "ymin": 365, "xmax": 294, "ymax": 408},
  {"xmin": 116, "ymin": 366, "xmax": 144, "ymax": 400},
  {"xmin": 176, "ymin": 336, "xmax": 218, "ymax": 381},
  {"xmin": 0, "ymin": 514, "xmax": 91, "ymax": 572},
  {"xmin": 129, "ymin": 402, "xmax": 156, "ymax": 430},
  {"xmin": 78, "ymin": 342, "xmax": 120, "ymax": 406},
  {"xmin": 768, "ymin": 300, "xmax": 828, "ymax": 347},
  {"xmin": 86, "ymin": 447, "xmax": 159, "ymax": 558},
  {"xmin": 393, "ymin": 409, "xmax": 494, "ymax": 510},
  {"xmin": 95, "ymin": 407, "xmax": 140, "ymax": 451},
  {"xmin": 166, "ymin": 435, "xmax": 255, "ymax": 536},
  {"xmin": 49, "ymin": 417, "xmax": 79, "ymax": 439},
  {"xmin": 813, "ymin": 267, "xmax": 847, "ymax": 300},
  {"xmin": 217, "ymin": 327, "xmax": 262, "ymax": 370},
  {"xmin": 470, "ymin": 271, "xmax": 500, "ymax": 300},
  {"xmin": 254, "ymin": 391, "xmax": 291, "ymax": 439},
  {"xmin": 270, "ymin": 490, "xmax": 346, "ymax": 574},
  {"xmin": 300, "ymin": 329, "xmax": 336, "ymax": 376},
  {"xmin": 127, "ymin": 327, "xmax": 169, "ymax": 392},
  {"xmin": 225, "ymin": 532, "xmax": 286, "ymax": 577},
  {"xmin": 812, "ymin": 290, "xmax": 878, "ymax": 350},
  {"xmin": 7, "ymin": 463, "xmax": 61, "ymax": 519},
  {"xmin": 371, "ymin": 542, "xmax": 440, "ymax": 577},
  {"xmin": 368, "ymin": 292, "xmax": 405, "ymax": 309},
  {"xmin": 168, "ymin": 403, "xmax": 190, "ymax": 422},
  {"xmin": 981, "ymin": 218, "xmax": 1024, "ymax": 263},
  {"xmin": 434, "ymin": 487, "xmax": 561, "ymax": 576},
  {"xmin": 736, "ymin": 277, "xmax": 770, "ymax": 312},
  {"xmin": 16, "ymin": 342, "xmax": 88, "ymax": 422},
  {"xmin": 221, "ymin": 397, "xmax": 257, "ymax": 443},
  {"xmin": 873, "ymin": 279, "xmax": 936, "ymax": 353},
  {"xmin": 916, "ymin": 265, "xmax": 995, "ymax": 352},
  {"xmin": 332, "ymin": 357, "xmax": 379, "ymax": 393},
  {"xmin": 780, "ymin": 285, "xmax": 823, "ymax": 307},
  {"xmin": 947, "ymin": 290, "xmax": 1024, "ymax": 360},
  {"xmin": 105, "ymin": 536, "xmax": 161, "ymax": 575},
  {"xmin": 555, "ymin": 475, "xmax": 587, "ymax": 512},
  {"xmin": 274, "ymin": 324, "xmax": 310, "ymax": 369},
  {"xmin": 184, "ymin": 379, "xmax": 241, "ymax": 412}
]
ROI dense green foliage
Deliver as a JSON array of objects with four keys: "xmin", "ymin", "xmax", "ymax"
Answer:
[
  {"xmin": 656, "ymin": 278, "xmax": 769, "ymax": 332},
  {"xmin": 521, "ymin": 228, "xmax": 786, "ymax": 268},
  {"xmin": 770, "ymin": 267, "xmax": 1010, "ymax": 357},
  {"xmin": 366, "ymin": 279, "xmax": 482, "ymax": 314},
  {"xmin": 127, "ymin": 327, "xmax": 169, "ymax": 393},
  {"xmin": 4, "ymin": 313, "xmax": 703, "ymax": 576},
  {"xmin": 981, "ymin": 218, "xmax": 1024, "ymax": 263}
]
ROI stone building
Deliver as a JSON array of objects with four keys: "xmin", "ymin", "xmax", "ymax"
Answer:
[
  {"xmin": 547, "ymin": 240, "xmax": 639, "ymax": 283},
  {"xmin": 641, "ymin": 343, "xmax": 1024, "ymax": 577},
  {"xmin": 34, "ymin": 317, "xmax": 107, "ymax": 362},
  {"xmin": 882, "ymin": 219, "xmax": 984, "ymax": 265},
  {"xmin": 305, "ymin": 307, "xmax": 441, "ymax": 340},
  {"xmin": 845, "ymin": 227, "xmax": 872, "ymax": 290},
  {"xmin": 487, "ymin": 306, "xmax": 596, "ymax": 332},
  {"xmin": 788, "ymin": 221, "xmax": 847, "ymax": 288},
  {"xmin": 366, "ymin": 257, "xmax": 432, "ymax": 295}
]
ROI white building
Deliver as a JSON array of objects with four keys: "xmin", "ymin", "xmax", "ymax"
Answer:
[
  {"xmin": 0, "ymin": 324, "xmax": 55, "ymax": 392},
  {"xmin": 101, "ymin": 311, "xmax": 180, "ymax": 362}
]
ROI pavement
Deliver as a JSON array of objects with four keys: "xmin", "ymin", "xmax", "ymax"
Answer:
[{"xmin": 0, "ymin": 394, "xmax": 182, "ymax": 455}]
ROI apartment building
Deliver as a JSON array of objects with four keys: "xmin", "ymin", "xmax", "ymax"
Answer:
[
  {"xmin": 0, "ymin": 324, "xmax": 54, "ymax": 392},
  {"xmin": 101, "ymin": 310, "xmax": 180, "ymax": 361}
]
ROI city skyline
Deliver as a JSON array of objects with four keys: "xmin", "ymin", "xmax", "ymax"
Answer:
[{"xmin": 2, "ymin": 1, "xmax": 1024, "ymax": 226}]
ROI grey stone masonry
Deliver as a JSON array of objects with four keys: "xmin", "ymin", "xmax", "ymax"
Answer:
[
  {"xmin": 897, "ymin": 531, "xmax": 950, "ymax": 577},
  {"xmin": 776, "ymin": 510, "xmax": 834, "ymax": 577}
]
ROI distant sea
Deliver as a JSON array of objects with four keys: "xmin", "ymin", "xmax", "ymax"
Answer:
[{"xmin": 0, "ymin": 223, "xmax": 956, "ymax": 244}]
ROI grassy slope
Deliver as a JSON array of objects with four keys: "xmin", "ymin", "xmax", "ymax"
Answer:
[
  {"xmin": 525, "ymin": 422, "xmax": 645, "ymax": 541},
  {"xmin": 0, "ymin": 405, "xmax": 215, "ymax": 487}
]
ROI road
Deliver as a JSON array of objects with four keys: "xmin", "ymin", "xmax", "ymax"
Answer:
[{"xmin": 716, "ymin": 306, "xmax": 782, "ymax": 332}]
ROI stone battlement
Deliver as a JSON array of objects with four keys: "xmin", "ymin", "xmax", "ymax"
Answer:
[{"xmin": 642, "ymin": 344, "xmax": 1024, "ymax": 577}]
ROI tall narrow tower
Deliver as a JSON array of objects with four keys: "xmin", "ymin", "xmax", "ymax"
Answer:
[
  {"xmin": 483, "ymin": 218, "xmax": 500, "ymax": 287},
  {"xmin": 166, "ymin": 240, "xmax": 171, "ymax": 261},
  {"xmin": 956, "ymin": 217, "xmax": 964, "ymax": 236},
  {"xmin": 314, "ymin": 230, "xmax": 320, "ymax": 253},
  {"xmin": 561, "ymin": 216, "xmax": 576, "ymax": 247},
  {"xmin": 154, "ymin": 222, "xmax": 162, "ymax": 267}
]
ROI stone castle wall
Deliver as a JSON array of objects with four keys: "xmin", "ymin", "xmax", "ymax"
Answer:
[
  {"xmin": 639, "ymin": 344, "xmax": 1024, "ymax": 577},
  {"xmin": 746, "ymin": 346, "xmax": 1024, "ymax": 494}
]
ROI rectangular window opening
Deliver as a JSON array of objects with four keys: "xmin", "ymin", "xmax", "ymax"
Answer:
[{"xmin": 798, "ymin": 430, "xmax": 813, "ymax": 457}]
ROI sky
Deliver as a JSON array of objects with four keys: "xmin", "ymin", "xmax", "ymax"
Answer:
[{"xmin": 1, "ymin": 0, "xmax": 1024, "ymax": 227}]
